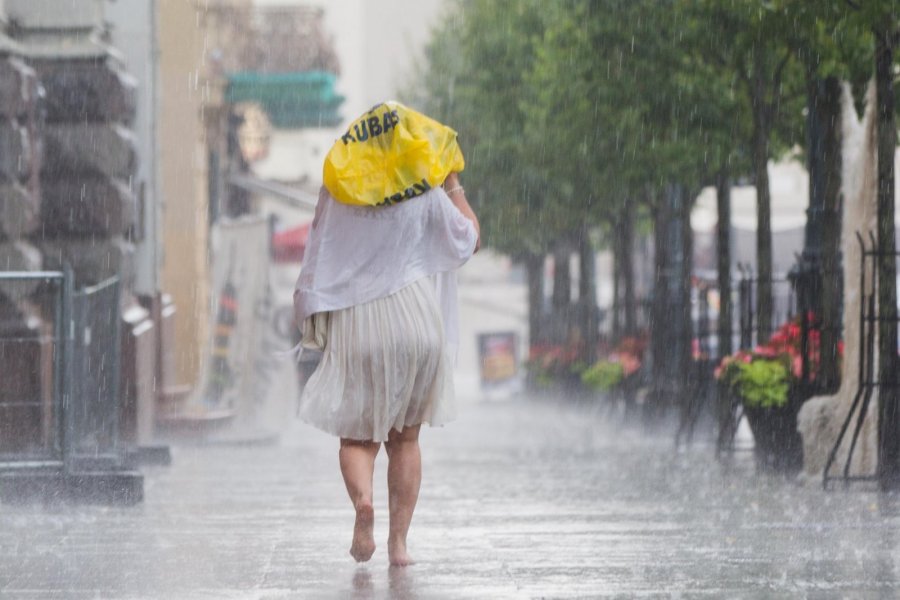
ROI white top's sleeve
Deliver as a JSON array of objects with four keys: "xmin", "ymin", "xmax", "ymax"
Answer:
[{"xmin": 436, "ymin": 193, "xmax": 478, "ymax": 264}]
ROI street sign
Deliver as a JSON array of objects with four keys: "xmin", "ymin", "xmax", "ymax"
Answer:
[{"xmin": 477, "ymin": 332, "xmax": 518, "ymax": 388}]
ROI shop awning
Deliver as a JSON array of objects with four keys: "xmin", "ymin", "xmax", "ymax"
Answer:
[
  {"xmin": 272, "ymin": 222, "xmax": 311, "ymax": 263},
  {"xmin": 226, "ymin": 71, "xmax": 343, "ymax": 129}
]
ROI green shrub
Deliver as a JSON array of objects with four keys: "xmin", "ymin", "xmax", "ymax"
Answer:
[
  {"xmin": 581, "ymin": 361, "xmax": 624, "ymax": 392},
  {"xmin": 734, "ymin": 359, "xmax": 790, "ymax": 409}
]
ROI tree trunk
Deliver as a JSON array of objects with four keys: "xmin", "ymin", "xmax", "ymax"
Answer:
[
  {"xmin": 647, "ymin": 185, "xmax": 691, "ymax": 420},
  {"xmin": 622, "ymin": 200, "xmax": 637, "ymax": 336},
  {"xmin": 612, "ymin": 228, "xmax": 622, "ymax": 339},
  {"xmin": 874, "ymin": 29, "xmax": 899, "ymax": 490},
  {"xmin": 752, "ymin": 117, "xmax": 774, "ymax": 344},
  {"xmin": 716, "ymin": 169, "xmax": 732, "ymax": 359},
  {"xmin": 578, "ymin": 229, "xmax": 598, "ymax": 362},
  {"xmin": 679, "ymin": 186, "xmax": 695, "ymax": 378},
  {"xmin": 801, "ymin": 73, "xmax": 843, "ymax": 392},
  {"xmin": 552, "ymin": 241, "xmax": 571, "ymax": 344},
  {"xmin": 676, "ymin": 185, "xmax": 698, "ymax": 439},
  {"xmin": 819, "ymin": 76, "xmax": 843, "ymax": 393},
  {"xmin": 552, "ymin": 243, "xmax": 570, "ymax": 309},
  {"xmin": 805, "ymin": 71, "xmax": 826, "ymax": 284},
  {"xmin": 647, "ymin": 195, "xmax": 670, "ymax": 419},
  {"xmin": 524, "ymin": 252, "xmax": 545, "ymax": 347},
  {"xmin": 752, "ymin": 58, "xmax": 774, "ymax": 345}
]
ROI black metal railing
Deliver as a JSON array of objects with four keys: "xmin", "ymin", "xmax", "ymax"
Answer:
[
  {"xmin": 823, "ymin": 233, "xmax": 896, "ymax": 489},
  {"xmin": 789, "ymin": 253, "xmax": 844, "ymax": 398}
]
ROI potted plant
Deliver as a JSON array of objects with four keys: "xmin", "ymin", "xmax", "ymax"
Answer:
[
  {"xmin": 717, "ymin": 351, "xmax": 802, "ymax": 472},
  {"xmin": 715, "ymin": 316, "xmax": 838, "ymax": 473},
  {"xmin": 526, "ymin": 341, "xmax": 585, "ymax": 391},
  {"xmin": 580, "ymin": 335, "xmax": 647, "ymax": 410}
]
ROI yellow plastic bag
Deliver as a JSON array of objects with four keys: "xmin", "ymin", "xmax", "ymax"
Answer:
[{"xmin": 323, "ymin": 101, "xmax": 465, "ymax": 207}]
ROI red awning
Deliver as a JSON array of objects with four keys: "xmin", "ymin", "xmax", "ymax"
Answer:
[{"xmin": 272, "ymin": 222, "xmax": 311, "ymax": 263}]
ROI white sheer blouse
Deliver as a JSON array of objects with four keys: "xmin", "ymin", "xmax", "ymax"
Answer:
[{"xmin": 293, "ymin": 186, "xmax": 478, "ymax": 352}]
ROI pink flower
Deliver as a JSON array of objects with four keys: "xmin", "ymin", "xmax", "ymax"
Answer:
[
  {"xmin": 792, "ymin": 355, "xmax": 803, "ymax": 378},
  {"xmin": 753, "ymin": 345, "xmax": 778, "ymax": 359}
]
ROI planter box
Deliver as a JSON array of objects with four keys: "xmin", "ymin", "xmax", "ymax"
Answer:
[{"xmin": 742, "ymin": 391, "xmax": 804, "ymax": 474}]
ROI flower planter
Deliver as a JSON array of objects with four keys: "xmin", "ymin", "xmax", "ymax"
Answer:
[{"xmin": 742, "ymin": 392, "xmax": 804, "ymax": 474}]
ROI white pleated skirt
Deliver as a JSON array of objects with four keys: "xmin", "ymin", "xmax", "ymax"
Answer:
[{"xmin": 298, "ymin": 276, "xmax": 456, "ymax": 442}]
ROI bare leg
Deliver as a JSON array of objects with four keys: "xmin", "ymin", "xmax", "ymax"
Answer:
[
  {"xmin": 384, "ymin": 425, "xmax": 422, "ymax": 566},
  {"xmin": 339, "ymin": 438, "xmax": 380, "ymax": 562}
]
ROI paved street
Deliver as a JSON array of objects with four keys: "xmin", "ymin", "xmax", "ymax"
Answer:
[
  {"xmin": 1, "ymin": 258, "xmax": 899, "ymax": 599},
  {"xmin": 2, "ymin": 360, "xmax": 900, "ymax": 598}
]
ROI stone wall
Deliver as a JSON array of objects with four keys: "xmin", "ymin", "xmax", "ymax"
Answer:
[
  {"xmin": 0, "ymin": 7, "xmax": 41, "ymax": 299},
  {"xmin": 4, "ymin": 0, "xmax": 138, "ymax": 287}
]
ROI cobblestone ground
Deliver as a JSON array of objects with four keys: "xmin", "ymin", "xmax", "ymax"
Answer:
[{"xmin": 2, "ymin": 367, "xmax": 900, "ymax": 599}]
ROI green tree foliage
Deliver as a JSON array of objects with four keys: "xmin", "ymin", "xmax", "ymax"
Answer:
[
  {"xmin": 416, "ymin": 0, "xmax": 894, "ymax": 253},
  {"xmin": 416, "ymin": 1, "xmax": 763, "ymax": 253},
  {"xmin": 412, "ymin": 0, "xmax": 553, "ymax": 256},
  {"xmin": 525, "ymin": 1, "xmax": 714, "ymax": 216}
]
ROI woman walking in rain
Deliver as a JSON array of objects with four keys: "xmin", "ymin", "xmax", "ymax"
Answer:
[{"xmin": 293, "ymin": 102, "xmax": 480, "ymax": 566}]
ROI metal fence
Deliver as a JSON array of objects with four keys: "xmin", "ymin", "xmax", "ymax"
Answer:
[
  {"xmin": 0, "ymin": 271, "xmax": 70, "ymax": 467},
  {"xmin": 691, "ymin": 269, "xmax": 798, "ymax": 363},
  {"xmin": 0, "ymin": 271, "xmax": 124, "ymax": 473},
  {"xmin": 69, "ymin": 276, "xmax": 123, "ymax": 469}
]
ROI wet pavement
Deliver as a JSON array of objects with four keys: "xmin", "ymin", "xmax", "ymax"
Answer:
[{"xmin": 2, "ymin": 368, "xmax": 900, "ymax": 599}]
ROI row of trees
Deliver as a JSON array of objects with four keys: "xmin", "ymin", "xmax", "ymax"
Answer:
[{"xmin": 414, "ymin": 0, "xmax": 898, "ymax": 464}]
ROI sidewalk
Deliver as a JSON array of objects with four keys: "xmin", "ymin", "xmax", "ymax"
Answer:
[{"xmin": 2, "ymin": 363, "xmax": 900, "ymax": 598}]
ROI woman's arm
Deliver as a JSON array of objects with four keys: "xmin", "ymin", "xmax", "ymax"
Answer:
[{"xmin": 443, "ymin": 172, "xmax": 481, "ymax": 253}]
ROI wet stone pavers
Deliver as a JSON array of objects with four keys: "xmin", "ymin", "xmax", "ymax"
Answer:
[{"xmin": 1, "ymin": 377, "xmax": 900, "ymax": 598}]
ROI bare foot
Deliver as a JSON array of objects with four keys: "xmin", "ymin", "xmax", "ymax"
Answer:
[
  {"xmin": 388, "ymin": 538, "xmax": 415, "ymax": 567},
  {"xmin": 350, "ymin": 503, "xmax": 375, "ymax": 562}
]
